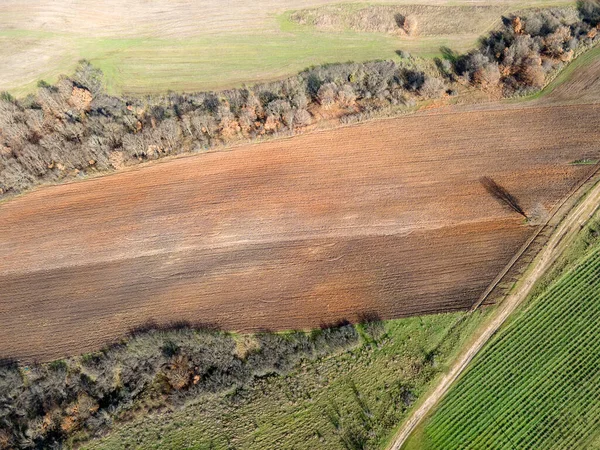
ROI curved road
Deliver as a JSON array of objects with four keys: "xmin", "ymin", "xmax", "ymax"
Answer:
[{"xmin": 389, "ymin": 177, "xmax": 600, "ymax": 449}]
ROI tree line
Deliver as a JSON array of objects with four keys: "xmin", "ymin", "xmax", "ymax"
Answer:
[
  {"xmin": 0, "ymin": 60, "xmax": 445, "ymax": 198},
  {"xmin": 0, "ymin": 323, "xmax": 361, "ymax": 449},
  {"xmin": 1, "ymin": 3, "xmax": 599, "ymax": 199},
  {"xmin": 451, "ymin": 3, "xmax": 600, "ymax": 92}
]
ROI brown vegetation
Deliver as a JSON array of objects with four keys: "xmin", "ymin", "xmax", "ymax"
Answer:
[
  {"xmin": 402, "ymin": 15, "xmax": 418, "ymax": 36},
  {"xmin": 453, "ymin": 5, "xmax": 600, "ymax": 95}
]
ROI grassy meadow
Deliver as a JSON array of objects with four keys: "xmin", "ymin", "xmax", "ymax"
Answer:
[
  {"xmin": 0, "ymin": 20, "xmax": 477, "ymax": 97},
  {"xmin": 80, "ymin": 310, "xmax": 493, "ymax": 449},
  {"xmin": 0, "ymin": 1, "xmax": 576, "ymax": 96}
]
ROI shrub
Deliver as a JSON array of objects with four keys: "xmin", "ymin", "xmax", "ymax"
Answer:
[
  {"xmin": 0, "ymin": 325, "xmax": 359, "ymax": 448},
  {"xmin": 519, "ymin": 60, "xmax": 546, "ymax": 87},
  {"xmin": 420, "ymin": 76, "xmax": 446, "ymax": 98},
  {"xmin": 579, "ymin": 0, "xmax": 600, "ymax": 26},
  {"xmin": 403, "ymin": 70, "xmax": 425, "ymax": 91},
  {"xmin": 403, "ymin": 15, "xmax": 418, "ymax": 35},
  {"xmin": 294, "ymin": 109, "xmax": 313, "ymax": 127},
  {"xmin": 472, "ymin": 63, "xmax": 501, "ymax": 89},
  {"xmin": 317, "ymin": 82, "xmax": 337, "ymax": 108}
]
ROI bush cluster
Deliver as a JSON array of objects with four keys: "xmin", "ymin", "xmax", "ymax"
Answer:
[
  {"xmin": 453, "ymin": 3, "xmax": 600, "ymax": 94},
  {"xmin": 0, "ymin": 324, "xmax": 359, "ymax": 449},
  {"xmin": 0, "ymin": 59, "xmax": 441, "ymax": 198}
]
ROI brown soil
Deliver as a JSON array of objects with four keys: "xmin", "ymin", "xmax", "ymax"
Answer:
[
  {"xmin": 390, "ymin": 176, "xmax": 600, "ymax": 450},
  {"xmin": 1, "ymin": 104, "xmax": 599, "ymax": 361},
  {"xmin": 539, "ymin": 52, "xmax": 600, "ymax": 106}
]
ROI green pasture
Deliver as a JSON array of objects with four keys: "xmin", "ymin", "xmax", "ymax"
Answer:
[{"xmin": 404, "ymin": 214, "xmax": 600, "ymax": 449}]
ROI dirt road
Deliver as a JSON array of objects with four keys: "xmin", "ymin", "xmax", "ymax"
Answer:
[{"xmin": 388, "ymin": 176, "xmax": 600, "ymax": 450}]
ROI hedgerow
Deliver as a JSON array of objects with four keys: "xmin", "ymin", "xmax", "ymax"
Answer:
[
  {"xmin": 3, "ymin": 3, "xmax": 598, "ymax": 199},
  {"xmin": 0, "ymin": 324, "xmax": 359, "ymax": 449}
]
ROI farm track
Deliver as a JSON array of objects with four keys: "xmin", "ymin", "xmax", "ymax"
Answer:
[
  {"xmin": 387, "ymin": 47, "xmax": 600, "ymax": 449},
  {"xmin": 390, "ymin": 177, "xmax": 600, "ymax": 450},
  {"xmin": 1, "ymin": 102, "xmax": 600, "ymax": 361}
]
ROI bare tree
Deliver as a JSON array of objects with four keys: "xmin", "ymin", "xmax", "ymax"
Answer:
[
  {"xmin": 336, "ymin": 84, "xmax": 357, "ymax": 107},
  {"xmin": 519, "ymin": 61, "xmax": 546, "ymax": 88},
  {"xmin": 472, "ymin": 63, "xmax": 501, "ymax": 89},
  {"xmin": 157, "ymin": 118, "xmax": 182, "ymax": 154},
  {"xmin": 317, "ymin": 82, "xmax": 337, "ymax": 108},
  {"xmin": 294, "ymin": 109, "xmax": 312, "ymax": 127},
  {"xmin": 420, "ymin": 77, "xmax": 446, "ymax": 98}
]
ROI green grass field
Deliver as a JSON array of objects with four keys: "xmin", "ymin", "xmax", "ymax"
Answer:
[
  {"xmin": 80, "ymin": 310, "xmax": 492, "ymax": 450},
  {"xmin": 1, "ymin": 1, "xmax": 575, "ymax": 97},
  {"xmin": 0, "ymin": 22, "xmax": 478, "ymax": 97},
  {"xmin": 403, "ymin": 213, "xmax": 600, "ymax": 449}
]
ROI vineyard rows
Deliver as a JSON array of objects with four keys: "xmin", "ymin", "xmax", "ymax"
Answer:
[{"xmin": 415, "ymin": 246, "xmax": 600, "ymax": 449}]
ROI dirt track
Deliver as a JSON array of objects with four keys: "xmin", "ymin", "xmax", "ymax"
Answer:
[
  {"xmin": 1, "ymin": 104, "xmax": 600, "ymax": 361},
  {"xmin": 389, "ymin": 166, "xmax": 600, "ymax": 450}
]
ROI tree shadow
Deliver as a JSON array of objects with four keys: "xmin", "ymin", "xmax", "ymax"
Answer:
[
  {"xmin": 128, "ymin": 319, "xmax": 222, "ymax": 337},
  {"xmin": 394, "ymin": 13, "xmax": 406, "ymax": 29},
  {"xmin": 480, "ymin": 176, "xmax": 527, "ymax": 218},
  {"xmin": 440, "ymin": 46, "xmax": 460, "ymax": 63}
]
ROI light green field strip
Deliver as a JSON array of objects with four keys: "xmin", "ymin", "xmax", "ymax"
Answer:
[
  {"xmin": 404, "ymin": 228, "xmax": 600, "ymax": 449},
  {"xmin": 1, "ymin": 28, "xmax": 474, "ymax": 97},
  {"xmin": 0, "ymin": 1, "xmax": 575, "ymax": 96}
]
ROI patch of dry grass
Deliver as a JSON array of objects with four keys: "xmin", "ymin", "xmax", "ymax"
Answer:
[{"xmin": 289, "ymin": 4, "xmax": 509, "ymax": 35}]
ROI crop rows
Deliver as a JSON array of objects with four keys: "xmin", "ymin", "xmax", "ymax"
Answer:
[
  {"xmin": 5, "ymin": 103, "xmax": 598, "ymax": 361},
  {"xmin": 417, "ymin": 246, "xmax": 600, "ymax": 449}
]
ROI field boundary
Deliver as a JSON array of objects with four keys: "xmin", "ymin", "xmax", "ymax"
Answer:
[
  {"xmin": 472, "ymin": 161, "xmax": 600, "ymax": 310},
  {"xmin": 388, "ymin": 174, "xmax": 600, "ymax": 450}
]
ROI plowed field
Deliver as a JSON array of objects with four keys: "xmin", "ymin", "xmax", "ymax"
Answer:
[{"xmin": 1, "ymin": 104, "xmax": 599, "ymax": 361}]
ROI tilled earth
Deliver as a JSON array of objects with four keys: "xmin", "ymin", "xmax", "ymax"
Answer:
[{"xmin": 1, "ymin": 103, "xmax": 599, "ymax": 361}]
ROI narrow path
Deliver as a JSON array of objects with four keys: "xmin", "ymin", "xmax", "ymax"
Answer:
[{"xmin": 388, "ymin": 179, "xmax": 600, "ymax": 450}]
